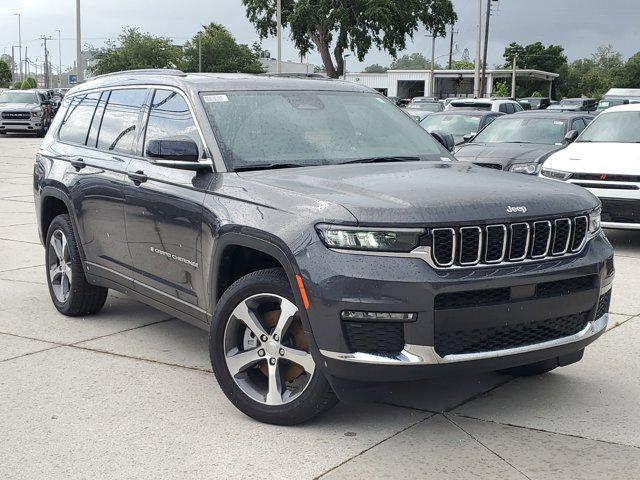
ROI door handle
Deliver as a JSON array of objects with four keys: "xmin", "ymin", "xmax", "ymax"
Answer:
[
  {"xmin": 128, "ymin": 170, "xmax": 148, "ymax": 184},
  {"xmin": 70, "ymin": 157, "xmax": 85, "ymax": 171}
]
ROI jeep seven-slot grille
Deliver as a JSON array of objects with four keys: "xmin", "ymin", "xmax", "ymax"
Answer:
[{"xmin": 430, "ymin": 215, "xmax": 588, "ymax": 268}]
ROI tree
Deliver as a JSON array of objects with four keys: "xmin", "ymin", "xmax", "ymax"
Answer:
[
  {"xmin": 494, "ymin": 81, "xmax": 509, "ymax": 97},
  {"xmin": 242, "ymin": 0, "xmax": 457, "ymax": 78},
  {"xmin": 503, "ymin": 42, "xmax": 567, "ymax": 74},
  {"xmin": 180, "ymin": 23, "xmax": 265, "ymax": 73},
  {"xmin": 364, "ymin": 63, "xmax": 387, "ymax": 73},
  {"xmin": 450, "ymin": 48, "xmax": 474, "ymax": 69},
  {"xmin": 620, "ymin": 52, "xmax": 640, "ymax": 88},
  {"xmin": 90, "ymin": 27, "xmax": 181, "ymax": 76},
  {"xmin": 390, "ymin": 53, "xmax": 439, "ymax": 70},
  {"xmin": 20, "ymin": 77, "xmax": 37, "ymax": 89},
  {"xmin": 0, "ymin": 59, "xmax": 12, "ymax": 88}
]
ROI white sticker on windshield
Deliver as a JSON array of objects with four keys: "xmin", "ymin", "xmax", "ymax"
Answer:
[
  {"xmin": 204, "ymin": 94, "xmax": 229, "ymax": 103},
  {"xmin": 440, "ymin": 157, "xmax": 452, "ymax": 162},
  {"xmin": 554, "ymin": 121, "xmax": 564, "ymax": 125},
  {"xmin": 376, "ymin": 98, "xmax": 386, "ymax": 103}
]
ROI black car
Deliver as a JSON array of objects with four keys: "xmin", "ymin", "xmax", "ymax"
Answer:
[
  {"xmin": 455, "ymin": 111, "xmax": 593, "ymax": 174},
  {"xmin": 548, "ymin": 98, "xmax": 597, "ymax": 112},
  {"xmin": 34, "ymin": 70, "xmax": 613, "ymax": 425},
  {"xmin": 420, "ymin": 110, "xmax": 504, "ymax": 145},
  {"xmin": 519, "ymin": 97, "xmax": 552, "ymax": 110}
]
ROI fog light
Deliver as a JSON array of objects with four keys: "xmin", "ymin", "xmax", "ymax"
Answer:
[{"xmin": 341, "ymin": 311, "xmax": 416, "ymax": 322}]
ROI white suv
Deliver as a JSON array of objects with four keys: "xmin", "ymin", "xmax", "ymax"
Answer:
[
  {"xmin": 446, "ymin": 98, "xmax": 524, "ymax": 114},
  {"xmin": 540, "ymin": 104, "xmax": 640, "ymax": 230}
]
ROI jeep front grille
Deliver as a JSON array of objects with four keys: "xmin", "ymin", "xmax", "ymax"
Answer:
[{"xmin": 430, "ymin": 215, "xmax": 588, "ymax": 268}]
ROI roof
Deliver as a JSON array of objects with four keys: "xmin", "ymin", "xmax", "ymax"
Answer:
[
  {"xmin": 510, "ymin": 110, "xmax": 592, "ymax": 119},
  {"xmin": 428, "ymin": 109, "xmax": 502, "ymax": 117},
  {"xmin": 600, "ymin": 103, "xmax": 640, "ymax": 114},
  {"xmin": 70, "ymin": 69, "xmax": 373, "ymax": 95}
]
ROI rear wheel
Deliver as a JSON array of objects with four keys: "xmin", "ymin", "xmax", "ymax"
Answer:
[{"xmin": 209, "ymin": 268, "xmax": 337, "ymax": 425}]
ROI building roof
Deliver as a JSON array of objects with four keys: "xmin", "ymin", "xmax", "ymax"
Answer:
[{"xmin": 349, "ymin": 68, "xmax": 559, "ymax": 80}]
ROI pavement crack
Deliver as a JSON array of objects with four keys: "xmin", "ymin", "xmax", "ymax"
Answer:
[
  {"xmin": 0, "ymin": 263, "xmax": 44, "ymax": 274},
  {"xmin": 444, "ymin": 413, "xmax": 533, "ymax": 480},
  {"xmin": 314, "ymin": 411, "xmax": 436, "ymax": 479},
  {"xmin": 445, "ymin": 375, "xmax": 517, "ymax": 413},
  {"xmin": 0, "ymin": 345, "xmax": 63, "ymax": 364}
]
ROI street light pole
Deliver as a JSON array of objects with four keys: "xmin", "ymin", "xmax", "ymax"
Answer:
[
  {"xmin": 56, "ymin": 29, "xmax": 62, "ymax": 88},
  {"xmin": 430, "ymin": 35, "xmax": 436, "ymax": 97},
  {"xmin": 474, "ymin": 0, "xmax": 482, "ymax": 98},
  {"xmin": 14, "ymin": 13, "xmax": 22, "ymax": 83},
  {"xmin": 343, "ymin": 53, "xmax": 351, "ymax": 80},
  {"xmin": 276, "ymin": 0, "xmax": 282, "ymax": 73},
  {"xmin": 76, "ymin": 0, "xmax": 83, "ymax": 83}
]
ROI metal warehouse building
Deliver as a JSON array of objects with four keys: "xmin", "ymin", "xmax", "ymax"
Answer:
[{"xmin": 344, "ymin": 69, "xmax": 559, "ymax": 100}]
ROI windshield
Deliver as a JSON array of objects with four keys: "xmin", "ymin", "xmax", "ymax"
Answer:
[
  {"xmin": 201, "ymin": 91, "xmax": 447, "ymax": 169},
  {"xmin": 0, "ymin": 91, "xmax": 38, "ymax": 104},
  {"xmin": 560, "ymin": 99, "xmax": 582, "ymax": 106},
  {"xmin": 409, "ymin": 103, "xmax": 441, "ymax": 112},
  {"xmin": 577, "ymin": 111, "xmax": 640, "ymax": 143},
  {"xmin": 525, "ymin": 99, "xmax": 541, "ymax": 108},
  {"xmin": 597, "ymin": 99, "xmax": 625, "ymax": 110},
  {"xmin": 420, "ymin": 114, "xmax": 482, "ymax": 136},
  {"xmin": 472, "ymin": 117, "xmax": 566, "ymax": 145}
]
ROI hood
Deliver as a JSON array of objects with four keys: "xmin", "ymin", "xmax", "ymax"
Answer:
[
  {"xmin": 544, "ymin": 142, "xmax": 640, "ymax": 175},
  {"xmin": 239, "ymin": 161, "xmax": 598, "ymax": 225},
  {"xmin": 0, "ymin": 103, "xmax": 39, "ymax": 111},
  {"xmin": 454, "ymin": 142, "xmax": 561, "ymax": 166}
]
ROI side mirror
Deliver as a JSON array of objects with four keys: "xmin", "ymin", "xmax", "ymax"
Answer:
[
  {"xmin": 146, "ymin": 137, "xmax": 208, "ymax": 170},
  {"xmin": 463, "ymin": 133, "xmax": 475, "ymax": 143},
  {"xmin": 431, "ymin": 130, "xmax": 455, "ymax": 152},
  {"xmin": 564, "ymin": 130, "xmax": 579, "ymax": 144}
]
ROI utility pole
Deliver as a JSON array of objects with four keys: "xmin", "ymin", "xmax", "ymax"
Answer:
[
  {"xmin": 474, "ymin": 0, "xmax": 482, "ymax": 98},
  {"xmin": 480, "ymin": 0, "xmax": 491, "ymax": 97},
  {"xmin": 41, "ymin": 36, "xmax": 52, "ymax": 88},
  {"xmin": 76, "ymin": 0, "xmax": 83, "ymax": 83},
  {"xmin": 198, "ymin": 32, "xmax": 202, "ymax": 72},
  {"xmin": 14, "ymin": 13, "xmax": 22, "ymax": 83},
  {"xmin": 11, "ymin": 46, "xmax": 17, "ymax": 82},
  {"xmin": 276, "ymin": 0, "xmax": 282, "ymax": 73},
  {"xmin": 448, "ymin": 25, "xmax": 457, "ymax": 70},
  {"xmin": 430, "ymin": 34, "xmax": 436, "ymax": 97},
  {"xmin": 511, "ymin": 53, "xmax": 517, "ymax": 99},
  {"xmin": 56, "ymin": 30, "xmax": 62, "ymax": 88}
]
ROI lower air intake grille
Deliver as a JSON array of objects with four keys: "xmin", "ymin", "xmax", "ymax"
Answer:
[
  {"xmin": 435, "ymin": 312, "xmax": 590, "ymax": 356},
  {"xmin": 474, "ymin": 163, "xmax": 503, "ymax": 170},
  {"xmin": 596, "ymin": 290, "xmax": 611, "ymax": 318},
  {"xmin": 600, "ymin": 198, "xmax": 640, "ymax": 224},
  {"xmin": 343, "ymin": 321, "xmax": 404, "ymax": 355}
]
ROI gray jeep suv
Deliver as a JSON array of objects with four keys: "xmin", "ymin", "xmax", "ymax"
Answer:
[{"xmin": 33, "ymin": 70, "xmax": 614, "ymax": 424}]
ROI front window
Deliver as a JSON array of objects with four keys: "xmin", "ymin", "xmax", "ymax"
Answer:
[
  {"xmin": 420, "ymin": 114, "xmax": 481, "ymax": 136},
  {"xmin": 577, "ymin": 111, "xmax": 640, "ymax": 143},
  {"xmin": 472, "ymin": 117, "xmax": 567, "ymax": 145},
  {"xmin": 449, "ymin": 101, "xmax": 492, "ymax": 111},
  {"xmin": 201, "ymin": 91, "xmax": 447, "ymax": 169},
  {"xmin": 560, "ymin": 99, "xmax": 582, "ymax": 107},
  {"xmin": 0, "ymin": 91, "xmax": 38, "ymax": 104},
  {"xmin": 409, "ymin": 103, "xmax": 442, "ymax": 112}
]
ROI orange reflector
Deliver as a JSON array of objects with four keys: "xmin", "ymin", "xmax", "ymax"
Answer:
[{"xmin": 295, "ymin": 274, "xmax": 310, "ymax": 310}]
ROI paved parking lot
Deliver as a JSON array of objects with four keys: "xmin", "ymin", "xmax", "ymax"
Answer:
[{"xmin": 1, "ymin": 135, "xmax": 639, "ymax": 479}]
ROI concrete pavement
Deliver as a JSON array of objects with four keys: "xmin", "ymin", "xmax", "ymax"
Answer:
[{"xmin": 1, "ymin": 135, "xmax": 638, "ymax": 479}]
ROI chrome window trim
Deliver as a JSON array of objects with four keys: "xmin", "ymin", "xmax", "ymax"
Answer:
[
  {"xmin": 320, "ymin": 313, "xmax": 608, "ymax": 365},
  {"xmin": 431, "ymin": 228, "xmax": 456, "ymax": 267},
  {"xmin": 484, "ymin": 224, "xmax": 507, "ymax": 264},
  {"xmin": 459, "ymin": 226, "xmax": 482, "ymax": 266},
  {"xmin": 552, "ymin": 218, "xmax": 572, "ymax": 255},
  {"xmin": 509, "ymin": 222, "xmax": 530, "ymax": 261},
  {"xmin": 531, "ymin": 220, "xmax": 552, "ymax": 259}
]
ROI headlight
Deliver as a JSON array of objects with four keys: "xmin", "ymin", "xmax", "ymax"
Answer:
[
  {"xmin": 31, "ymin": 109, "xmax": 42, "ymax": 118},
  {"xmin": 589, "ymin": 207, "xmax": 601, "ymax": 234},
  {"xmin": 509, "ymin": 163, "xmax": 541, "ymax": 175},
  {"xmin": 540, "ymin": 168, "xmax": 572, "ymax": 180},
  {"xmin": 316, "ymin": 224, "xmax": 425, "ymax": 252}
]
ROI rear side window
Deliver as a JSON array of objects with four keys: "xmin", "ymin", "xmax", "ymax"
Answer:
[
  {"xmin": 96, "ymin": 89, "xmax": 148, "ymax": 155},
  {"xmin": 86, "ymin": 91, "xmax": 109, "ymax": 148},
  {"xmin": 58, "ymin": 93, "xmax": 100, "ymax": 145},
  {"xmin": 144, "ymin": 89, "xmax": 201, "ymax": 156}
]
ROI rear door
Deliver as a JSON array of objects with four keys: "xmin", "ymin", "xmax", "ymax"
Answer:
[{"xmin": 124, "ymin": 88, "xmax": 214, "ymax": 320}]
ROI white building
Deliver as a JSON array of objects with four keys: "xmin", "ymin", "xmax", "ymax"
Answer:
[{"xmin": 344, "ymin": 68, "xmax": 559, "ymax": 99}]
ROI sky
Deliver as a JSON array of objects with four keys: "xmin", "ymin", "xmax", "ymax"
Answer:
[{"xmin": 0, "ymin": 0, "xmax": 639, "ymax": 75}]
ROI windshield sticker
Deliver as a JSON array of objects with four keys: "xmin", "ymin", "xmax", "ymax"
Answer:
[
  {"xmin": 440, "ymin": 157, "xmax": 451, "ymax": 162},
  {"xmin": 203, "ymin": 94, "xmax": 229, "ymax": 103},
  {"xmin": 554, "ymin": 121, "xmax": 564, "ymax": 125}
]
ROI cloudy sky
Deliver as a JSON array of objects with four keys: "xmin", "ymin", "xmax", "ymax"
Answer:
[{"xmin": 1, "ymin": 0, "xmax": 638, "ymax": 74}]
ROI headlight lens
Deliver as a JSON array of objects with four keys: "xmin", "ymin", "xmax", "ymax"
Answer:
[
  {"xmin": 540, "ymin": 167, "xmax": 572, "ymax": 180},
  {"xmin": 589, "ymin": 207, "xmax": 601, "ymax": 234},
  {"xmin": 316, "ymin": 224, "xmax": 425, "ymax": 252},
  {"xmin": 509, "ymin": 163, "xmax": 541, "ymax": 175},
  {"xmin": 31, "ymin": 109, "xmax": 42, "ymax": 118}
]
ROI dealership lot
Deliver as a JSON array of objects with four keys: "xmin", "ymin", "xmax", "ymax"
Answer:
[{"xmin": 1, "ymin": 136, "xmax": 639, "ymax": 479}]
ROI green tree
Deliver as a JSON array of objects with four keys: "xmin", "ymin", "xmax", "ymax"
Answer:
[
  {"xmin": 531, "ymin": 91, "xmax": 542, "ymax": 97},
  {"xmin": 503, "ymin": 42, "xmax": 567, "ymax": 73},
  {"xmin": 180, "ymin": 23, "xmax": 265, "ymax": 73},
  {"xmin": 364, "ymin": 63, "xmax": 387, "ymax": 73},
  {"xmin": 390, "ymin": 53, "xmax": 439, "ymax": 70},
  {"xmin": 620, "ymin": 52, "xmax": 640, "ymax": 88},
  {"xmin": 20, "ymin": 77, "xmax": 37, "ymax": 89},
  {"xmin": 0, "ymin": 59, "xmax": 12, "ymax": 88},
  {"xmin": 90, "ymin": 27, "xmax": 181, "ymax": 76},
  {"xmin": 242, "ymin": 0, "xmax": 456, "ymax": 78},
  {"xmin": 450, "ymin": 48, "xmax": 474, "ymax": 69},
  {"xmin": 494, "ymin": 81, "xmax": 510, "ymax": 97}
]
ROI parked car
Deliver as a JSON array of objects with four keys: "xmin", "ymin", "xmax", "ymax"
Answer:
[
  {"xmin": 0, "ymin": 89, "xmax": 53, "ymax": 136},
  {"xmin": 541, "ymin": 104, "xmax": 640, "ymax": 229},
  {"xmin": 548, "ymin": 98, "xmax": 597, "ymax": 112},
  {"xmin": 402, "ymin": 102, "xmax": 444, "ymax": 122},
  {"xmin": 519, "ymin": 97, "xmax": 552, "ymax": 110},
  {"xmin": 446, "ymin": 98, "xmax": 524, "ymax": 114},
  {"xmin": 419, "ymin": 110, "xmax": 504, "ymax": 145},
  {"xmin": 595, "ymin": 98, "xmax": 629, "ymax": 114},
  {"xmin": 455, "ymin": 111, "xmax": 594, "ymax": 174},
  {"xmin": 518, "ymin": 100, "xmax": 532, "ymax": 110},
  {"xmin": 34, "ymin": 69, "xmax": 613, "ymax": 424},
  {"xmin": 408, "ymin": 96, "xmax": 439, "ymax": 105}
]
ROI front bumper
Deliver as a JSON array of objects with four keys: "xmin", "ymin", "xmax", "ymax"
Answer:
[
  {"xmin": 299, "ymin": 232, "xmax": 614, "ymax": 383},
  {"xmin": 0, "ymin": 119, "xmax": 43, "ymax": 133}
]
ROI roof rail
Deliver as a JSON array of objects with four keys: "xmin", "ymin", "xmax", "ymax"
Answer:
[{"xmin": 92, "ymin": 68, "xmax": 186, "ymax": 80}]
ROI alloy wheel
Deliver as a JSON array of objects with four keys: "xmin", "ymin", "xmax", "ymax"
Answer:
[
  {"xmin": 48, "ymin": 229, "xmax": 72, "ymax": 303},
  {"xmin": 223, "ymin": 294, "xmax": 315, "ymax": 406}
]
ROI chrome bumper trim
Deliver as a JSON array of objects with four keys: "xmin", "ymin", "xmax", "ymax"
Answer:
[{"xmin": 320, "ymin": 313, "xmax": 608, "ymax": 365}]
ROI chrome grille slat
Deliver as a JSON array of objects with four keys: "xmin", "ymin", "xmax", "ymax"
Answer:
[{"xmin": 429, "ymin": 215, "xmax": 590, "ymax": 269}]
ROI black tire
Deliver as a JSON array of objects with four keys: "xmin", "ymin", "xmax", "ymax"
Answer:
[
  {"xmin": 45, "ymin": 214, "xmax": 108, "ymax": 316},
  {"xmin": 36, "ymin": 128, "xmax": 46, "ymax": 138},
  {"xmin": 498, "ymin": 358, "xmax": 558, "ymax": 377},
  {"xmin": 209, "ymin": 268, "xmax": 337, "ymax": 425}
]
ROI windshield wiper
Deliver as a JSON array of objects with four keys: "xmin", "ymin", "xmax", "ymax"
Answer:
[
  {"xmin": 233, "ymin": 162, "xmax": 315, "ymax": 172},
  {"xmin": 340, "ymin": 156, "xmax": 422, "ymax": 165}
]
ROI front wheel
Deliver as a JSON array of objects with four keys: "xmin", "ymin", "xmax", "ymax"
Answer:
[{"xmin": 209, "ymin": 268, "xmax": 337, "ymax": 425}]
